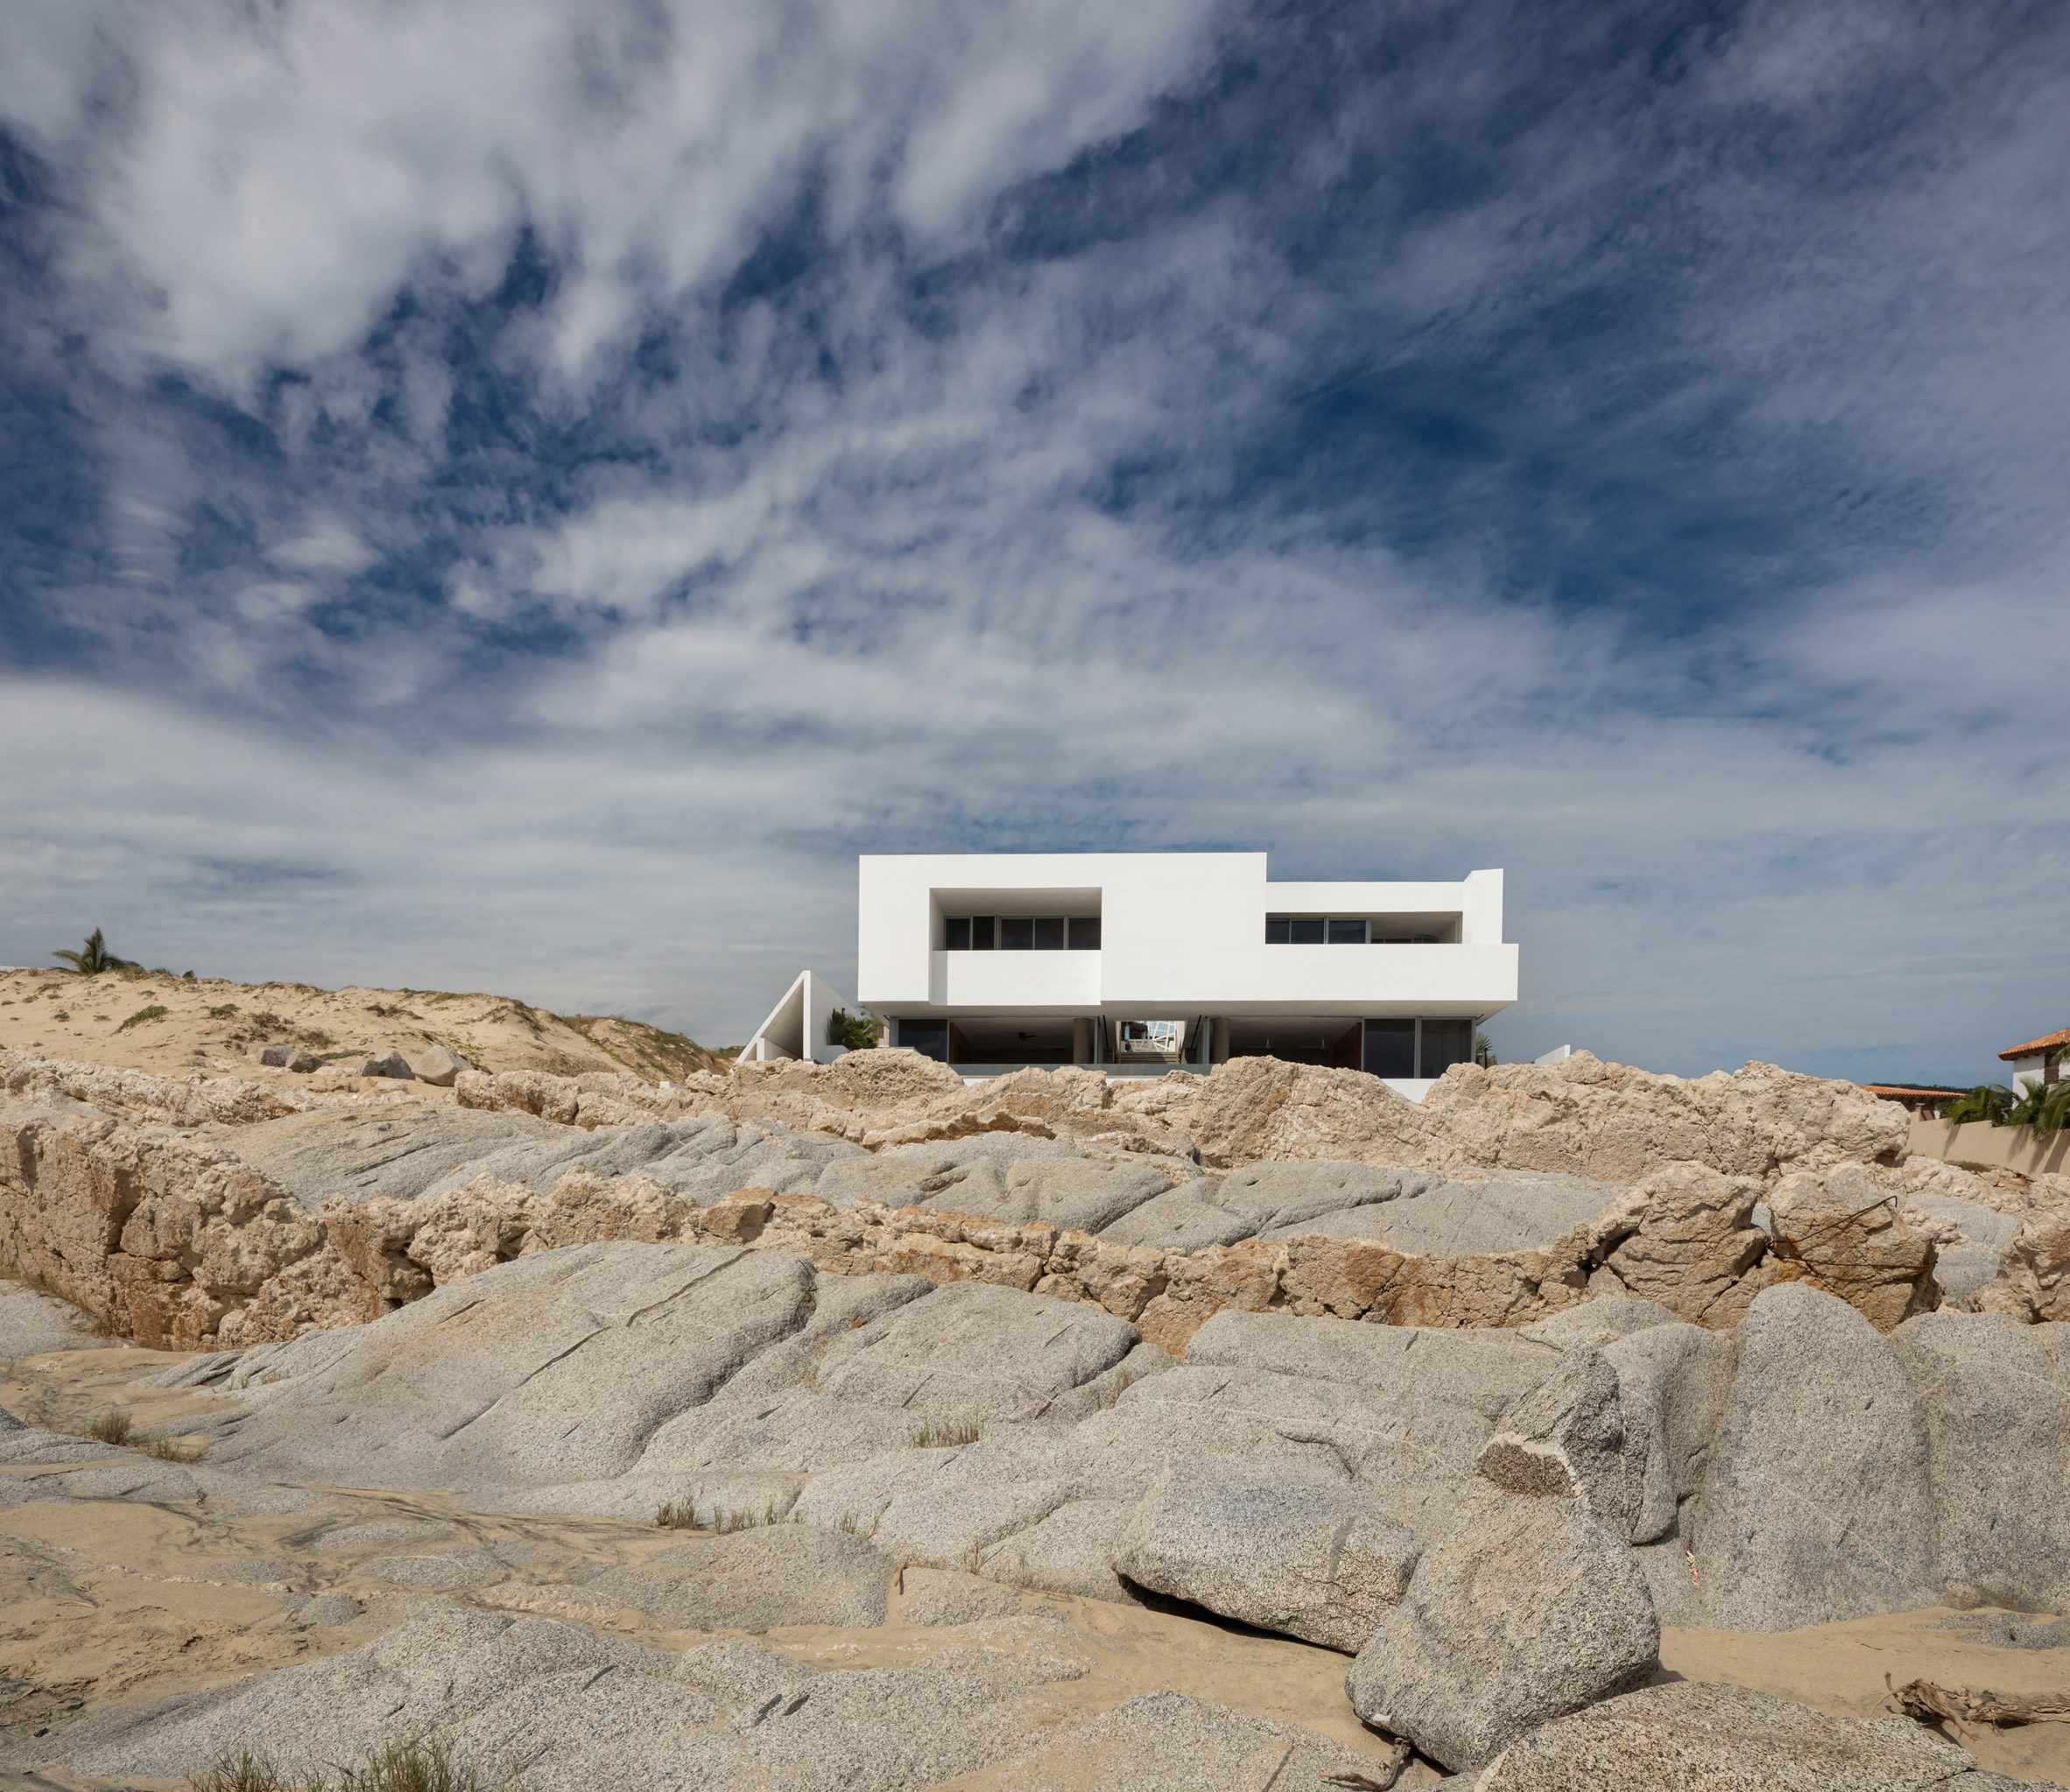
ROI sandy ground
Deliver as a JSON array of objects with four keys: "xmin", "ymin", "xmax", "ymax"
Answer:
[
  {"xmin": 0, "ymin": 966, "xmax": 726, "ymax": 1085},
  {"xmin": 4, "ymin": 1327, "xmax": 2067, "ymax": 1789}
]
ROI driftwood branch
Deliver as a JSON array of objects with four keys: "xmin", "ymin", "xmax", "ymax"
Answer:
[
  {"xmin": 1886, "ymin": 1673, "xmax": 2070, "ymax": 1740},
  {"xmin": 1325, "ymin": 1739, "xmax": 1413, "ymax": 1791}
]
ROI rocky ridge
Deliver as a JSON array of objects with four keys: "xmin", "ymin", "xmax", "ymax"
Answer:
[{"xmin": 4, "ymin": 1029, "xmax": 2069, "ymax": 1789}]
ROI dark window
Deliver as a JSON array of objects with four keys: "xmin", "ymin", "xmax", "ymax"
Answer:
[
  {"xmin": 1419, "ymin": 1019, "xmax": 1474, "ymax": 1079},
  {"xmin": 899, "ymin": 1020, "xmax": 950, "ymax": 1062},
  {"xmin": 1033, "ymin": 916, "xmax": 1065, "ymax": 950},
  {"xmin": 1362, "ymin": 1020, "xmax": 1416, "ymax": 1079},
  {"xmin": 1327, "ymin": 918, "xmax": 1368, "ymax": 944},
  {"xmin": 1000, "ymin": 917, "xmax": 1035, "ymax": 950},
  {"xmin": 1068, "ymin": 916, "xmax": 1101, "ymax": 949},
  {"xmin": 1264, "ymin": 916, "xmax": 1292, "ymax": 944},
  {"xmin": 1290, "ymin": 917, "xmax": 1326, "ymax": 945},
  {"xmin": 969, "ymin": 916, "xmax": 996, "ymax": 951},
  {"xmin": 944, "ymin": 917, "xmax": 971, "ymax": 952}
]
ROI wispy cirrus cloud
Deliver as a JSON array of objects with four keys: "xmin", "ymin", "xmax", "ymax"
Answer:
[{"xmin": 0, "ymin": 0, "xmax": 2065, "ymax": 1076}]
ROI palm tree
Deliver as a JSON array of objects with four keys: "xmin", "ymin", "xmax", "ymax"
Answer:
[
  {"xmin": 2009, "ymin": 1077, "xmax": 2070, "ymax": 1142},
  {"xmin": 51, "ymin": 928, "xmax": 138, "ymax": 976},
  {"xmin": 1940, "ymin": 1083, "xmax": 2015, "ymax": 1126}
]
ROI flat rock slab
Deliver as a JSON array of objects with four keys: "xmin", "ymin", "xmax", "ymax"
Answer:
[
  {"xmin": 0, "ymin": 1281, "xmax": 96, "ymax": 1355},
  {"xmin": 1260, "ymin": 1169, "xmax": 1621, "ymax": 1254},
  {"xmin": 1115, "ymin": 1454, "xmax": 1418, "ymax": 1651},
  {"xmin": 69, "ymin": 1607, "xmax": 1057, "ymax": 1792},
  {"xmin": 1474, "ymin": 1678, "xmax": 1984, "ymax": 1790},
  {"xmin": 951, "ymin": 1689, "xmax": 1397, "ymax": 1791},
  {"xmin": 228, "ymin": 1106, "xmax": 863, "ymax": 1211},
  {"xmin": 587, "ymin": 1524, "xmax": 896, "ymax": 1630}
]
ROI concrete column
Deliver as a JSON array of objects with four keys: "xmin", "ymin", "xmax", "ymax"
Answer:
[
  {"xmin": 1072, "ymin": 1017, "xmax": 1092, "ymax": 1065},
  {"xmin": 1211, "ymin": 1017, "xmax": 1230, "ymax": 1064}
]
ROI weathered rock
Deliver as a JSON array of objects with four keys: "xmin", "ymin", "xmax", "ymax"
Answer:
[
  {"xmin": 1269, "ymin": 1168, "xmax": 1619, "ymax": 1254},
  {"xmin": 1977, "ymin": 1174, "xmax": 2070, "ymax": 1323},
  {"xmin": 1587, "ymin": 1162, "xmax": 1770, "ymax": 1325},
  {"xmin": 360, "ymin": 1050, "xmax": 414, "ymax": 1079},
  {"xmin": 1179, "ymin": 1056, "xmax": 1429, "ymax": 1168},
  {"xmin": 1764, "ymin": 1164, "xmax": 1939, "ymax": 1330},
  {"xmin": 1343, "ymin": 1493, "xmax": 1659, "ymax": 1771},
  {"xmin": 960, "ymin": 1690, "xmax": 1398, "ymax": 1792},
  {"xmin": 1691, "ymin": 1283, "xmax": 1937, "ymax": 1629},
  {"xmin": 1113, "ymin": 1455, "xmax": 1419, "ymax": 1650},
  {"xmin": 1520, "ymin": 1293, "xmax": 1682, "ymax": 1347},
  {"xmin": 1421, "ymin": 1051, "xmax": 1910, "ymax": 1182},
  {"xmin": 1475, "ymin": 1346, "xmax": 1648, "ymax": 1543},
  {"xmin": 1473, "ymin": 1678, "xmax": 1982, "ymax": 1790},
  {"xmin": 583, "ymin": 1524, "xmax": 896, "ymax": 1629},
  {"xmin": 283, "ymin": 1048, "xmax": 322, "ymax": 1072},
  {"xmin": 256, "ymin": 1040, "xmax": 298, "ymax": 1067},
  {"xmin": 2, "ymin": 1047, "xmax": 305, "ymax": 1126},
  {"xmin": 69, "ymin": 1604, "xmax": 1057, "ymax": 1792},
  {"xmin": 412, "ymin": 1044, "xmax": 471, "ymax": 1086},
  {"xmin": 1598, "ymin": 1318, "xmax": 1737, "ymax": 1546},
  {"xmin": 1890, "ymin": 1310, "xmax": 2070, "ymax": 1612}
]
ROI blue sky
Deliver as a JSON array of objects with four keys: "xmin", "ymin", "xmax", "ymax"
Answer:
[{"xmin": 1, "ymin": 0, "xmax": 2065, "ymax": 1079}]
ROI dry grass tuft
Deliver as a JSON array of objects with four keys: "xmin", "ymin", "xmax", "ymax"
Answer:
[
  {"xmin": 189, "ymin": 1737, "xmax": 503, "ymax": 1792},
  {"xmin": 655, "ymin": 1493, "xmax": 786, "ymax": 1533},
  {"xmin": 87, "ymin": 1408, "xmax": 134, "ymax": 1445},
  {"xmin": 910, "ymin": 1416, "xmax": 983, "ymax": 1449}
]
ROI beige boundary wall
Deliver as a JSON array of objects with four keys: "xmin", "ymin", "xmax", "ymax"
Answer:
[{"xmin": 1908, "ymin": 1115, "xmax": 2068, "ymax": 1177}]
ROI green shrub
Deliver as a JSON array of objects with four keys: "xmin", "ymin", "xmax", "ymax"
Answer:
[
  {"xmin": 827, "ymin": 1008, "xmax": 882, "ymax": 1051},
  {"xmin": 119, "ymin": 1004, "xmax": 169, "ymax": 1031}
]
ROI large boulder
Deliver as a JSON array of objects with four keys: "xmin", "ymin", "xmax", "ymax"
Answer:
[
  {"xmin": 1977, "ymin": 1173, "xmax": 2070, "ymax": 1323},
  {"xmin": 1891, "ymin": 1310, "xmax": 2070, "ymax": 1612},
  {"xmin": 1420, "ymin": 1052, "xmax": 1910, "ymax": 1182},
  {"xmin": 1343, "ymin": 1493, "xmax": 1659, "ymax": 1772},
  {"xmin": 1764, "ymin": 1164, "xmax": 1939, "ymax": 1330},
  {"xmin": 1177, "ymin": 1057, "xmax": 1430, "ymax": 1168},
  {"xmin": 412, "ymin": 1044, "xmax": 471, "ymax": 1086},
  {"xmin": 1585, "ymin": 1162, "xmax": 1769, "ymax": 1325},
  {"xmin": 1690, "ymin": 1283, "xmax": 1937, "ymax": 1630},
  {"xmin": 360, "ymin": 1050, "xmax": 414, "ymax": 1079},
  {"xmin": 1472, "ymin": 1678, "xmax": 1986, "ymax": 1790},
  {"xmin": 1474, "ymin": 1347, "xmax": 1648, "ymax": 1544},
  {"xmin": 1112, "ymin": 1455, "xmax": 1419, "ymax": 1651}
]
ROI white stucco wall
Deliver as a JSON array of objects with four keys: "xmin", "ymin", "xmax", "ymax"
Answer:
[{"xmin": 856, "ymin": 853, "xmax": 1517, "ymax": 1021}]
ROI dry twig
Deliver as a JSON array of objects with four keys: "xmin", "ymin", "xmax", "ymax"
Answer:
[{"xmin": 1886, "ymin": 1673, "xmax": 2070, "ymax": 1741}]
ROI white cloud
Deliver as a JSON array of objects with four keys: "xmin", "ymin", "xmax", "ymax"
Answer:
[{"xmin": 2, "ymin": 0, "xmax": 2067, "ymax": 1082}]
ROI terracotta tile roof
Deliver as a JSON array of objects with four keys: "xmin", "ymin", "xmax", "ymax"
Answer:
[
  {"xmin": 2000, "ymin": 1028, "xmax": 2070, "ymax": 1061},
  {"xmin": 1860, "ymin": 1084, "xmax": 1965, "ymax": 1099}
]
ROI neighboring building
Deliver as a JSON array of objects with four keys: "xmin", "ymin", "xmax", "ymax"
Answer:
[
  {"xmin": 757, "ymin": 851, "xmax": 1517, "ymax": 1099},
  {"xmin": 1859, "ymin": 1082, "xmax": 1967, "ymax": 1117},
  {"xmin": 2001, "ymin": 1027, "xmax": 2070, "ymax": 1095}
]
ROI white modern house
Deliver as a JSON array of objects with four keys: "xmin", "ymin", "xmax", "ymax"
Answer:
[{"xmin": 746, "ymin": 852, "xmax": 1519, "ymax": 1099}]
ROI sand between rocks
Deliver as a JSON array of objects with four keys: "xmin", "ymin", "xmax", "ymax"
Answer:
[{"xmin": 6, "ymin": 1338, "xmax": 2070, "ymax": 1789}]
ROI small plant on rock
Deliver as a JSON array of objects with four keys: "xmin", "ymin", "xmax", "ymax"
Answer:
[{"xmin": 120, "ymin": 1004, "xmax": 169, "ymax": 1031}]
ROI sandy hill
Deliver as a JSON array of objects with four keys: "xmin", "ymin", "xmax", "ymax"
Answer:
[{"xmin": 0, "ymin": 965, "xmax": 728, "ymax": 1081}]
